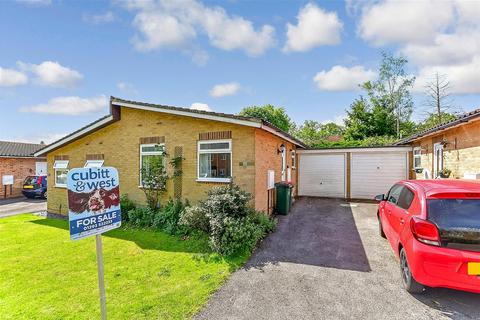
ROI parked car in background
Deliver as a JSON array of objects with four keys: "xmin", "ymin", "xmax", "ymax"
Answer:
[
  {"xmin": 22, "ymin": 175, "xmax": 47, "ymax": 199},
  {"xmin": 375, "ymin": 180, "xmax": 480, "ymax": 294}
]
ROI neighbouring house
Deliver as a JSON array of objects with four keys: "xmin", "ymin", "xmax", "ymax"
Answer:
[
  {"xmin": 0, "ymin": 141, "xmax": 47, "ymax": 199},
  {"xmin": 395, "ymin": 108, "xmax": 480, "ymax": 179},
  {"xmin": 34, "ymin": 97, "xmax": 306, "ymax": 215}
]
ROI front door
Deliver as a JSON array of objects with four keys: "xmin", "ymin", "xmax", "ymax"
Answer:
[{"xmin": 433, "ymin": 143, "xmax": 443, "ymax": 178}]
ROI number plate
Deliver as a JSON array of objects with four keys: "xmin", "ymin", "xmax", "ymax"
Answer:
[
  {"xmin": 23, "ymin": 186, "xmax": 33, "ymax": 189},
  {"xmin": 467, "ymin": 262, "xmax": 480, "ymax": 275}
]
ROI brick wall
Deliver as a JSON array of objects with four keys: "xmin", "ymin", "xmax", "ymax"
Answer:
[
  {"xmin": 254, "ymin": 129, "xmax": 297, "ymax": 214},
  {"xmin": 0, "ymin": 157, "xmax": 39, "ymax": 199},
  {"xmin": 412, "ymin": 119, "xmax": 480, "ymax": 179},
  {"xmin": 46, "ymin": 107, "xmax": 257, "ymax": 215}
]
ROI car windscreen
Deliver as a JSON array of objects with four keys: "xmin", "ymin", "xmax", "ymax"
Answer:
[
  {"xmin": 23, "ymin": 176, "xmax": 38, "ymax": 186},
  {"xmin": 427, "ymin": 199, "xmax": 480, "ymax": 250}
]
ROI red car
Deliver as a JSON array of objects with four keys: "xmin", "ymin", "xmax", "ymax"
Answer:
[{"xmin": 376, "ymin": 180, "xmax": 480, "ymax": 294}]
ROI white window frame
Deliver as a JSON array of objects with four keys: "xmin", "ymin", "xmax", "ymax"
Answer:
[
  {"xmin": 53, "ymin": 160, "xmax": 69, "ymax": 188},
  {"xmin": 84, "ymin": 160, "xmax": 104, "ymax": 168},
  {"xmin": 413, "ymin": 147, "xmax": 422, "ymax": 169},
  {"xmin": 197, "ymin": 139, "xmax": 232, "ymax": 183},
  {"xmin": 291, "ymin": 149, "xmax": 296, "ymax": 170},
  {"xmin": 139, "ymin": 143, "xmax": 165, "ymax": 187},
  {"xmin": 281, "ymin": 145, "xmax": 287, "ymax": 181}
]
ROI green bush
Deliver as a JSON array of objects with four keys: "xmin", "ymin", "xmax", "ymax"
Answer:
[
  {"xmin": 120, "ymin": 194, "xmax": 136, "ymax": 222},
  {"xmin": 153, "ymin": 198, "xmax": 189, "ymax": 234},
  {"xmin": 179, "ymin": 205, "xmax": 210, "ymax": 233},
  {"xmin": 127, "ymin": 207, "xmax": 156, "ymax": 227}
]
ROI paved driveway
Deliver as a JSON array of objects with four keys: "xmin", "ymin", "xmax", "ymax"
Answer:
[
  {"xmin": 0, "ymin": 198, "xmax": 46, "ymax": 218},
  {"xmin": 197, "ymin": 197, "xmax": 480, "ymax": 320}
]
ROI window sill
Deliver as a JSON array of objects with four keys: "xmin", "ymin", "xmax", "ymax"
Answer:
[
  {"xmin": 196, "ymin": 178, "xmax": 231, "ymax": 183},
  {"xmin": 54, "ymin": 184, "xmax": 67, "ymax": 189}
]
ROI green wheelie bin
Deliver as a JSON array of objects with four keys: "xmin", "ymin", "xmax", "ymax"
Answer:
[{"xmin": 275, "ymin": 182, "xmax": 292, "ymax": 215}]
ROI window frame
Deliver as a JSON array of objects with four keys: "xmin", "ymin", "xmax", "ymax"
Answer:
[
  {"xmin": 197, "ymin": 139, "xmax": 232, "ymax": 183},
  {"xmin": 291, "ymin": 149, "xmax": 296, "ymax": 170},
  {"xmin": 139, "ymin": 143, "xmax": 165, "ymax": 187},
  {"xmin": 413, "ymin": 146, "xmax": 422, "ymax": 169},
  {"xmin": 53, "ymin": 160, "xmax": 69, "ymax": 188}
]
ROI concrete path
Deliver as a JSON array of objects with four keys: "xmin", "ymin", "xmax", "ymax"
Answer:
[
  {"xmin": 196, "ymin": 197, "xmax": 480, "ymax": 320},
  {"xmin": 0, "ymin": 198, "xmax": 46, "ymax": 218}
]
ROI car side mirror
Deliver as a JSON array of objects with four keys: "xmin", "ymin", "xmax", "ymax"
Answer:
[{"xmin": 374, "ymin": 194, "xmax": 385, "ymax": 202}]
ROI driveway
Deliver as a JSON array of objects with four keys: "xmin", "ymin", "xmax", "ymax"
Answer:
[
  {"xmin": 196, "ymin": 197, "xmax": 480, "ymax": 320},
  {"xmin": 0, "ymin": 198, "xmax": 46, "ymax": 218}
]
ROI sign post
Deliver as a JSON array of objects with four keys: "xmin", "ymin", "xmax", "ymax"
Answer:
[{"xmin": 67, "ymin": 167, "xmax": 121, "ymax": 320}]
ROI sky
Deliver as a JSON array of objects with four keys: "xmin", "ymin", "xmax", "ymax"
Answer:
[{"xmin": 1, "ymin": 0, "xmax": 479, "ymax": 144}]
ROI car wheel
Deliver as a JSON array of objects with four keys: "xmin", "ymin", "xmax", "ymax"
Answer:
[
  {"xmin": 378, "ymin": 213, "xmax": 386, "ymax": 238},
  {"xmin": 41, "ymin": 191, "xmax": 47, "ymax": 199},
  {"xmin": 399, "ymin": 248, "xmax": 424, "ymax": 294}
]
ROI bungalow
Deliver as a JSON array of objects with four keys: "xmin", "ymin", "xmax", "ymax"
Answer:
[
  {"xmin": 395, "ymin": 108, "xmax": 480, "ymax": 179},
  {"xmin": 0, "ymin": 141, "xmax": 46, "ymax": 199},
  {"xmin": 34, "ymin": 97, "xmax": 306, "ymax": 215}
]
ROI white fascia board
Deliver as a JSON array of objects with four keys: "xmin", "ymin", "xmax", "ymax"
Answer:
[
  {"xmin": 34, "ymin": 115, "xmax": 114, "ymax": 157},
  {"xmin": 114, "ymin": 101, "xmax": 262, "ymax": 128},
  {"xmin": 297, "ymin": 146, "xmax": 413, "ymax": 154}
]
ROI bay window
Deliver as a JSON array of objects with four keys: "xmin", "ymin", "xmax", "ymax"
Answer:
[{"xmin": 197, "ymin": 140, "xmax": 232, "ymax": 182}]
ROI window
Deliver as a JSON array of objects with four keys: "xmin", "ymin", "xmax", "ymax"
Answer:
[
  {"xmin": 84, "ymin": 160, "xmax": 104, "ymax": 168},
  {"xmin": 280, "ymin": 145, "xmax": 286, "ymax": 181},
  {"xmin": 413, "ymin": 147, "xmax": 422, "ymax": 169},
  {"xmin": 387, "ymin": 184, "xmax": 403, "ymax": 205},
  {"xmin": 198, "ymin": 140, "xmax": 232, "ymax": 182},
  {"xmin": 53, "ymin": 160, "xmax": 69, "ymax": 187},
  {"xmin": 397, "ymin": 187, "xmax": 415, "ymax": 210},
  {"xmin": 140, "ymin": 144, "xmax": 165, "ymax": 186},
  {"xmin": 291, "ymin": 149, "xmax": 296, "ymax": 169}
]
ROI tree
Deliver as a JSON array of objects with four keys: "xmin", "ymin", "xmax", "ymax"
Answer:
[
  {"xmin": 239, "ymin": 105, "xmax": 295, "ymax": 133},
  {"xmin": 368, "ymin": 52, "xmax": 415, "ymax": 138},
  {"xmin": 294, "ymin": 120, "xmax": 344, "ymax": 147},
  {"xmin": 416, "ymin": 112, "xmax": 457, "ymax": 132},
  {"xmin": 422, "ymin": 72, "xmax": 455, "ymax": 125},
  {"xmin": 140, "ymin": 156, "xmax": 168, "ymax": 210}
]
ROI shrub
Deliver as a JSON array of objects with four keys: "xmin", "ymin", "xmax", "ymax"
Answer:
[
  {"xmin": 179, "ymin": 205, "xmax": 210, "ymax": 233},
  {"xmin": 127, "ymin": 206, "xmax": 157, "ymax": 227},
  {"xmin": 153, "ymin": 198, "xmax": 189, "ymax": 234},
  {"xmin": 120, "ymin": 194, "xmax": 136, "ymax": 222}
]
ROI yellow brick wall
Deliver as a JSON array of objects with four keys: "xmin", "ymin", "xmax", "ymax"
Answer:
[
  {"xmin": 412, "ymin": 119, "xmax": 480, "ymax": 179},
  {"xmin": 46, "ymin": 107, "xmax": 256, "ymax": 215},
  {"xmin": 254, "ymin": 129, "xmax": 297, "ymax": 214}
]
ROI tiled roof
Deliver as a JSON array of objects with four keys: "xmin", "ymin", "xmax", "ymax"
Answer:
[
  {"xmin": 0, "ymin": 141, "xmax": 45, "ymax": 157},
  {"xmin": 395, "ymin": 108, "xmax": 480, "ymax": 145}
]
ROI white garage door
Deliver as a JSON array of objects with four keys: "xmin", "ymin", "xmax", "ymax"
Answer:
[
  {"xmin": 351, "ymin": 152, "xmax": 407, "ymax": 199},
  {"xmin": 298, "ymin": 154, "xmax": 345, "ymax": 198}
]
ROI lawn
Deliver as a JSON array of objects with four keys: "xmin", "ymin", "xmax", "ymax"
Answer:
[{"xmin": 0, "ymin": 214, "xmax": 248, "ymax": 319}]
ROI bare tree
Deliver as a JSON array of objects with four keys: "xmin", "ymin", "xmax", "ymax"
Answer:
[{"xmin": 423, "ymin": 72, "xmax": 456, "ymax": 124}]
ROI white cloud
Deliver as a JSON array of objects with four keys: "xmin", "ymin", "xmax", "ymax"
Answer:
[
  {"xmin": 414, "ymin": 57, "xmax": 480, "ymax": 94},
  {"xmin": 321, "ymin": 115, "xmax": 346, "ymax": 126},
  {"xmin": 0, "ymin": 67, "xmax": 28, "ymax": 87},
  {"xmin": 117, "ymin": 82, "xmax": 138, "ymax": 94},
  {"xmin": 283, "ymin": 3, "xmax": 343, "ymax": 52},
  {"xmin": 18, "ymin": 61, "xmax": 83, "ymax": 88},
  {"xmin": 313, "ymin": 65, "xmax": 376, "ymax": 91},
  {"xmin": 20, "ymin": 95, "xmax": 108, "ymax": 115},
  {"xmin": 16, "ymin": 0, "xmax": 51, "ymax": 6},
  {"xmin": 4, "ymin": 133, "xmax": 67, "ymax": 144},
  {"xmin": 358, "ymin": 0, "xmax": 454, "ymax": 46},
  {"xmin": 190, "ymin": 102, "xmax": 211, "ymax": 112},
  {"xmin": 209, "ymin": 82, "xmax": 241, "ymax": 97},
  {"xmin": 83, "ymin": 11, "xmax": 116, "ymax": 24},
  {"xmin": 126, "ymin": 0, "xmax": 275, "ymax": 57}
]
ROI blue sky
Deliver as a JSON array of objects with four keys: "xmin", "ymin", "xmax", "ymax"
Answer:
[{"xmin": 1, "ymin": 0, "xmax": 479, "ymax": 143}]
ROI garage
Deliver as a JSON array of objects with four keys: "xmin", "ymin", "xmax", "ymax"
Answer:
[{"xmin": 297, "ymin": 147, "xmax": 412, "ymax": 200}]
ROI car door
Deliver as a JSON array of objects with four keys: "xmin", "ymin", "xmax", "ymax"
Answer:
[
  {"xmin": 383, "ymin": 184, "xmax": 403, "ymax": 244},
  {"xmin": 390, "ymin": 187, "xmax": 415, "ymax": 247}
]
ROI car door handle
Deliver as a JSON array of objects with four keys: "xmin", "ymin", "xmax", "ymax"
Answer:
[{"xmin": 400, "ymin": 218, "xmax": 405, "ymax": 225}]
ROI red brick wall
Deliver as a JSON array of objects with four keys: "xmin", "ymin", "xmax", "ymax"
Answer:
[
  {"xmin": 254, "ymin": 129, "xmax": 298, "ymax": 214},
  {"xmin": 0, "ymin": 157, "xmax": 38, "ymax": 199}
]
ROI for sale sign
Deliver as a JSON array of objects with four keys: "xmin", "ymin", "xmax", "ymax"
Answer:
[{"xmin": 67, "ymin": 167, "xmax": 121, "ymax": 240}]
